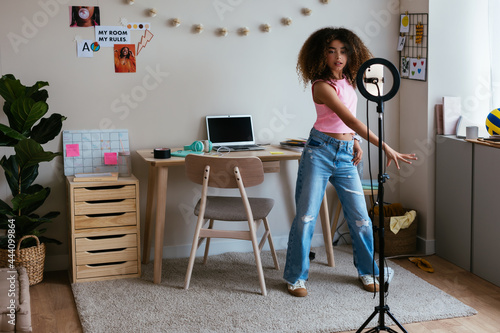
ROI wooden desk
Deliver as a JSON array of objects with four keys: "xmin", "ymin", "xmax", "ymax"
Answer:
[{"xmin": 136, "ymin": 146, "xmax": 335, "ymax": 284}]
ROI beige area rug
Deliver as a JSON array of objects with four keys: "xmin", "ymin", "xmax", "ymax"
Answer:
[{"xmin": 71, "ymin": 245, "xmax": 476, "ymax": 333}]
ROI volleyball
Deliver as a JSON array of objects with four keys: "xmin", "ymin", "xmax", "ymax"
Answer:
[{"xmin": 486, "ymin": 108, "xmax": 500, "ymax": 135}]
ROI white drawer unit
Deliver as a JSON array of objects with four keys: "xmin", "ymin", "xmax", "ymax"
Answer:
[{"xmin": 67, "ymin": 176, "xmax": 141, "ymax": 283}]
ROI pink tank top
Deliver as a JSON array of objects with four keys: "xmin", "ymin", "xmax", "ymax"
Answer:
[{"xmin": 312, "ymin": 78, "xmax": 357, "ymax": 133}]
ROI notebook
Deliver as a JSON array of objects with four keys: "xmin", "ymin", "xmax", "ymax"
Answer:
[{"xmin": 206, "ymin": 115, "xmax": 265, "ymax": 151}]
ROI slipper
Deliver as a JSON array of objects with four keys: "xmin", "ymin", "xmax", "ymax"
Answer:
[{"xmin": 409, "ymin": 257, "xmax": 434, "ymax": 273}]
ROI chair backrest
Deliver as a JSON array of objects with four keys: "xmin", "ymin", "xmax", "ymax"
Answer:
[{"xmin": 185, "ymin": 155, "xmax": 264, "ymax": 189}]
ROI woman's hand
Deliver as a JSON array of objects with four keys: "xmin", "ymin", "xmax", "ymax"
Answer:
[
  {"xmin": 383, "ymin": 144, "xmax": 417, "ymax": 169},
  {"xmin": 352, "ymin": 139, "xmax": 363, "ymax": 166}
]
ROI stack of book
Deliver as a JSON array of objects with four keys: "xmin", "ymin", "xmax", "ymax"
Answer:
[
  {"xmin": 279, "ymin": 139, "xmax": 306, "ymax": 151},
  {"xmin": 361, "ymin": 179, "xmax": 378, "ymax": 190}
]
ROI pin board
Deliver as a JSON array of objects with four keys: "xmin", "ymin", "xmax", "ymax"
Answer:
[
  {"xmin": 398, "ymin": 12, "xmax": 428, "ymax": 81},
  {"xmin": 62, "ymin": 129, "xmax": 130, "ymax": 176}
]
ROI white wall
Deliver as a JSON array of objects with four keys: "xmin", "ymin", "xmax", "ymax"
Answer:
[
  {"xmin": 0, "ymin": 0, "xmax": 408, "ymax": 270},
  {"xmin": 399, "ymin": 0, "xmax": 491, "ymax": 254}
]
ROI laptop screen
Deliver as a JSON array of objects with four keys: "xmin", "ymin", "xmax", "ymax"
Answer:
[{"xmin": 206, "ymin": 115, "xmax": 256, "ymax": 146}]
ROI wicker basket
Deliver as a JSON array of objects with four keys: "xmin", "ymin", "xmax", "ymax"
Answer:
[
  {"xmin": 372, "ymin": 209, "xmax": 417, "ymax": 257},
  {"xmin": 0, "ymin": 235, "xmax": 46, "ymax": 286}
]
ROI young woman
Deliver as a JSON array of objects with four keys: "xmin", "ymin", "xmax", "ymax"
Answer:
[{"xmin": 283, "ymin": 27, "xmax": 416, "ymax": 297}]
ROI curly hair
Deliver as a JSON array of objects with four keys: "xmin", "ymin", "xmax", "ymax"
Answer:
[{"xmin": 297, "ymin": 27, "xmax": 372, "ymax": 89}]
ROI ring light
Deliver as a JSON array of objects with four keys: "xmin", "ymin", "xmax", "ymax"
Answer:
[
  {"xmin": 356, "ymin": 58, "xmax": 400, "ymax": 103},
  {"xmin": 355, "ymin": 57, "xmax": 408, "ymax": 332}
]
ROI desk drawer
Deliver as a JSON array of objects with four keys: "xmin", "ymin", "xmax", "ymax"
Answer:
[
  {"xmin": 76, "ymin": 247, "xmax": 138, "ymax": 265},
  {"xmin": 74, "ymin": 212, "xmax": 137, "ymax": 229},
  {"xmin": 76, "ymin": 260, "xmax": 138, "ymax": 279},
  {"xmin": 74, "ymin": 199, "xmax": 136, "ymax": 215},
  {"xmin": 74, "ymin": 185, "xmax": 136, "ymax": 202},
  {"xmin": 76, "ymin": 234, "xmax": 137, "ymax": 252}
]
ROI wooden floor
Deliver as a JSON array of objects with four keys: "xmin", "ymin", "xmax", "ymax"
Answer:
[{"xmin": 30, "ymin": 255, "xmax": 500, "ymax": 333}]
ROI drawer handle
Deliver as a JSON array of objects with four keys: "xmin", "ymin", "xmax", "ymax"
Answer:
[
  {"xmin": 86, "ymin": 212, "xmax": 126, "ymax": 218},
  {"xmin": 84, "ymin": 185, "xmax": 126, "ymax": 190},
  {"xmin": 85, "ymin": 199, "xmax": 125, "ymax": 204},
  {"xmin": 87, "ymin": 248, "xmax": 127, "ymax": 254},
  {"xmin": 87, "ymin": 261, "xmax": 127, "ymax": 267},
  {"xmin": 86, "ymin": 234, "xmax": 126, "ymax": 240}
]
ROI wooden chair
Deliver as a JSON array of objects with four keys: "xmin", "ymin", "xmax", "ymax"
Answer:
[{"xmin": 183, "ymin": 154, "xmax": 280, "ymax": 296}]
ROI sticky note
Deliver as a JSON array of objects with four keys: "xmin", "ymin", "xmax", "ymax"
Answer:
[
  {"xmin": 66, "ymin": 144, "xmax": 80, "ymax": 157},
  {"xmin": 104, "ymin": 152, "xmax": 118, "ymax": 165}
]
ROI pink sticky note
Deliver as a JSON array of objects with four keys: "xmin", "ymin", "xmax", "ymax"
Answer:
[
  {"xmin": 104, "ymin": 152, "xmax": 118, "ymax": 165},
  {"xmin": 66, "ymin": 144, "xmax": 80, "ymax": 157}
]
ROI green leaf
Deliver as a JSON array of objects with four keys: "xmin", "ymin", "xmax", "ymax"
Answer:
[
  {"xmin": 0, "ymin": 199, "xmax": 13, "ymax": 215},
  {"xmin": 30, "ymin": 113, "xmax": 66, "ymax": 144},
  {"xmin": 14, "ymin": 138, "xmax": 60, "ymax": 170},
  {"xmin": 11, "ymin": 188, "xmax": 50, "ymax": 215},
  {"xmin": 0, "ymin": 155, "xmax": 39, "ymax": 195},
  {"xmin": 0, "ymin": 74, "xmax": 25, "ymax": 104},
  {"xmin": 0, "ymin": 123, "xmax": 26, "ymax": 145},
  {"xmin": 25, "ymin": 81, "xmax": 49, "ymax": 100},
  {"xmin": 9, "ymin": 98, "xmax": 48, "ymax": 134},
  {"xmin": 0, "ymin": 130, "xmax": 19, "ymax": 146}
]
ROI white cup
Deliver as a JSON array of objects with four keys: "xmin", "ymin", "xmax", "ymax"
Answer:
[{"xmin": 466, "ymin": 126, "xmax": 478, "ymax": 140}]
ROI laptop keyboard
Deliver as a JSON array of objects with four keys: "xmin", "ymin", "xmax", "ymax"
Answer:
[{"xmin": 213, "ymin": 145, "xmax": 264, "ymax": 151}]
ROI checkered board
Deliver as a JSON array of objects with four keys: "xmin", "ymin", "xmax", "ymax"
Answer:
[{"xmin": 62, "ymin": 129, "xmax": 130, "ymax": 176}]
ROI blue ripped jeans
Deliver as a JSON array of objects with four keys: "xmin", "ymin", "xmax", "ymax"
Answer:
[{"xmin": 283, "ymin": 128, "xmax": 379, "ymax": 284}]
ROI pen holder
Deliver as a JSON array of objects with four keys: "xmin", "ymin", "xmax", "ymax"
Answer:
[{"xmin": 118, "ymin": 151, "xmax": 132, "ymax": 177}]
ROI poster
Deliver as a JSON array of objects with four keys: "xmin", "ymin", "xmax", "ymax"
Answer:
[
  {"xmin": 400, "ymin": 14, "xmax": 410, "ymax": 33},
  {"xmin": 400, "ymin": 57, "xmax": 410, "ymax": 78},
  {"xmin": 409, "ymin": 58, "xmax": 426, "ymax": 80},
  {"xmin": 114, "ymin": 44, "xmax": 136, "ymax": 73},
  {"xmin": 70, "ymin": 6, "xmax": 100, "ymax": 27},
  {"xmin": 95, "ymin": 26, "xmax": 131, "ymax": 48},
  {"xmin": 77, "ymin": 40, "xmax": 94, "ymax": 57}
]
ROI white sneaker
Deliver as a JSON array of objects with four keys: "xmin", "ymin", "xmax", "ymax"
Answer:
[
  {"xmin": 359, "ymin": 275, "xmax": 379, "ymax": 292},
  {"xmin": 287, "ymin": 280, "xmax": 307, "ymax": 297},
  {"xmin": 377, "ymin": 267, "xmax": 394, "ymax": 284}
]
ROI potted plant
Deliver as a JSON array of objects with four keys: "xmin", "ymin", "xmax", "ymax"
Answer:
[{"xmin": 0, "ymin": 74, "xmax": 66, "ymax": 285}]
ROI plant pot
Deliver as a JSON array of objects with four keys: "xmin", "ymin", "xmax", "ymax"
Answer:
[{"xmin": 0, "ymin": 235, "xmax": 46, "ymax": 286}]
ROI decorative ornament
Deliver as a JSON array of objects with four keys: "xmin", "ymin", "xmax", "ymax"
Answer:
[
  {"xmin": 149, "ymin": 8, "xmax": 157, "ymax": 17},
  {"xmin": 137, "ymin": 30, "xmax": 154, "ymax": 55},
  {"xmin": 302, "ymin": 8, "xmax": 312, "ymax": 16},
  {"xmin": 260, "ymin": 24, "xmax": 271, "ymax": 33},
  {"xmin": 320, "ymin": 0, "xmax": 330, "ymax": 3},
  {"xmin": 193, "ymin": 24, "xmax": 204, "ymax": 34},
  {"xmin": 128, "ymin": 0, "xmax": 134, "ymax": 5},
  {"xmin": 170, "ymin": 18, "xmax": 181, "ymax": 27},
  {"xmin": 239, "ymin": 27, "xmax": 250, "ymax": 36},
  {"xmin": 281, "ymin": 17, "xmax": 292, "ymax": 26},
  {"xmin": 218, "ymin": 27, "xmax": 228, "ymax": 37},
  {"xmin": 91, "ymin": 41, "xmax": 100, "ymax": 52}
]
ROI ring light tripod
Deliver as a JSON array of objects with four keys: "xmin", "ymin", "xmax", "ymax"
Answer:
[{"xmin": 355, "ymin": 58, "xmax": 407, "ymax": 333}]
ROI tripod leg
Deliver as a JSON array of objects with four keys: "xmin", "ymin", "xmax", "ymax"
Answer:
[
  {"xmin": 386, "ymin": 310, "xmax": 408, "ymax": 333},
  {"xmin": 356, "ymin": 309, "xmax": 378, "ymax": 333}
]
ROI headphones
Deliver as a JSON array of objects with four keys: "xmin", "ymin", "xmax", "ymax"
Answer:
[{"xmin": 184, "ymin": 140, "xmax": 212, "ymax": 153}]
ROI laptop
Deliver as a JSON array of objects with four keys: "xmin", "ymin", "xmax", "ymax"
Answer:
[{"xmin": 206, "ymin": 115, "xmax": 265, "ymax": 151}]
